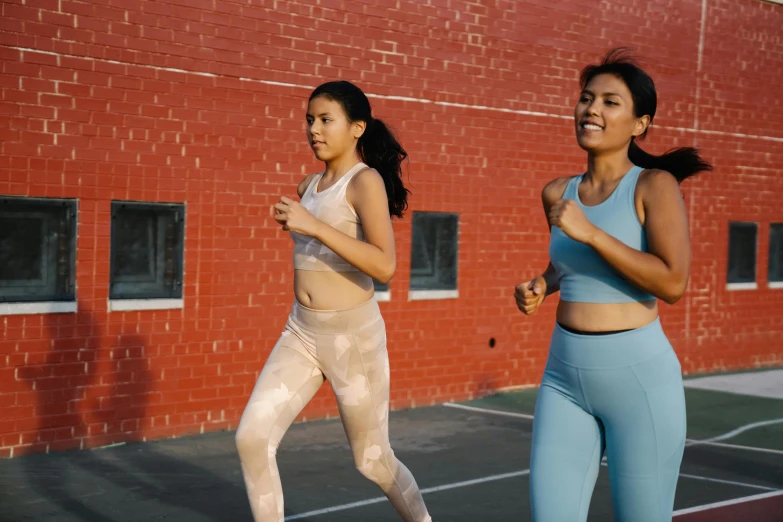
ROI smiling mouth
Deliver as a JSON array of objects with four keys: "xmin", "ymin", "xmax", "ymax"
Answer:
[{"xmin": 580, "ymin": 122, "xmax": 603, "ymax": 131}]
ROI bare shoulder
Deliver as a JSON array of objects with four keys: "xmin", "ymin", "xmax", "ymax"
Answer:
[
  {"xmin": 346, "ymin": 167, "xmax": 387, "ymax": 214},
  {"xmin": 637, "ymin": 168, "xmax": 682, "ymax": 201},
  {"xmin": 349, "ymin": 166, "xmax": 385, "ymax": 194},
  {"xmin": 541, "ymin": 176, "xmax": 575, "ymax": 207},
  {"xmin": 296, "ymin": 173, "xmax": 318, "ymax": 198}
]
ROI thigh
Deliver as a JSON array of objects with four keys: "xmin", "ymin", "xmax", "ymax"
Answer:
[
  {"xmin": 237, "ymin": 331, "xmax": 325, "ymax": 441},
  {"xmin": 599, "ymin": 349, "xmax": 686, "ymax": 521},
  {"xmin": 530, "ymin": 383, "xmax": 605, "ymax": 522},
  {"xmin": 320, "ymin": 320, "xmax": 391, "ymax": 462}
]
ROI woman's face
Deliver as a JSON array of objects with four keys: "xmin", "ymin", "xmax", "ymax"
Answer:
[
  {"xmin": 574, "ymin": 73, "xmax": 649, "ymax": 155},
  {"xmin": 306, "ymin": 96, "xmax": 364, "ymax": 162}
]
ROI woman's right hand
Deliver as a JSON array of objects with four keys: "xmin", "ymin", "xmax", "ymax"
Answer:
[{"xmin": 515, "ymin": 275, "xmax": 547, "ymax": 315}]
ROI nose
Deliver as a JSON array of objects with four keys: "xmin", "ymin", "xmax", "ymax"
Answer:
[{"xmin": 585, "ymin": 100, "xmax": 599, "ymax": 117}]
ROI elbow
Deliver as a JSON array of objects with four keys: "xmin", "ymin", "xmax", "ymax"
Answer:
[
  {"xmin": 661, "ymin": 293, "xmax": 683, "ymax": 305},
  {"xmin": 660, "ymin": 275, "xmax": 689, "ymax": 305},
  {"xmin": 375, "ymin": 261, "xmax": 396, "ymax": 285}
]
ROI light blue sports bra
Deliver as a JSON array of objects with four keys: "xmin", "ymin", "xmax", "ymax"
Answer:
[{"xmin": 549, "ymin": 165, "xmax": 656, "ymax": 303}]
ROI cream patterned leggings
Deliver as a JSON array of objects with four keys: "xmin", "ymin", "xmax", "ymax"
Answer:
[{"xmin": 235, "ymin": 298, "xmax": 432, "ymax": 522}]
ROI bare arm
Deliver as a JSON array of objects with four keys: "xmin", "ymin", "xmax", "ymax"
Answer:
[
  {"xmin": 541, "ymin": 262, "xmax": 560, "ymax": 296},
  {"xmin": 539, "ymin": 177, "xmax": 570, "ymax": 295},
  {"xmin": 582, "ymin": 170, "xmax": 691, "ymax": 304},
  {"xmin": 516, "ymin": 178, "xmax": 569, "ymax": 314},
  {"xmin": 311, "ymin": 169, "xmax": 396, "ymax": 283}
]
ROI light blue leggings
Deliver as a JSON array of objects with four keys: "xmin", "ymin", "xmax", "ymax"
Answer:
[{"xmin": 530, "ymin": 318, "xmax": 686, "ymax": 522}]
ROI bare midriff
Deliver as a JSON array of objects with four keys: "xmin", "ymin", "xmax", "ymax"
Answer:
[
  {"xmin": 294, "ymin": 269, "xmax": 374, "ymax": 310},
  {"xmin": 556, "ymin": 299, "xmax": 659, "ymax": 332}
]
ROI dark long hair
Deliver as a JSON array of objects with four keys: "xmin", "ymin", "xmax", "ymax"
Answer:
[
  {"xmin": 580, "ymin": 48, "xmax": 712, "ymax": 183},
  {"xmin": 309, "ymin": 81, "xmax": 410, "ymax": 218}
]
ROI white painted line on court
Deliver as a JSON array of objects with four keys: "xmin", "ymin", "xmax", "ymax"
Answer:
[
  {"xmin": 599, "ymin": 461, "xmax": 776, "ymax": 493},
  {"xmin": 685, "ymin": 439, "xmax": 783, "ymax": 456},
  {"xmin": 701, "ymin": 418, "xmax": 783, "ymax": 443},
  {"xmin": 678, "ymin": 472, "xmax": 777, "ymax": 492},
  {"xmin": 442, "ymin": 402, "xmax": 534, "ymax": 420},
  {"xmin": 419, "ymin": 469, "xmax": 530, "ymax": 494},
  {"xmin": 672, "ymin": 489, "xmax": 783, "ymax": 516},
  {"xmin": 283, "ymin": 496, "xmax": 387, "ymax": 520},
  {"xmin": 283, "ymin": 470, "xmax": 530, "ymax": 520}
]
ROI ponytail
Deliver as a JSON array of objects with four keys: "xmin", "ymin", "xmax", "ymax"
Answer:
[
  {"xmin": 629, "ymin": 140, "xmax": 712, "ymax": 183},
  {"xmin": 358, "ymin": 118, "xmax": 410, "ymax": 218}
]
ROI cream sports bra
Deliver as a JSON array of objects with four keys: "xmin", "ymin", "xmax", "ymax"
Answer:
[{"xmin": 290, "ymin": 162, "xmax": 369, "ymax": 272}]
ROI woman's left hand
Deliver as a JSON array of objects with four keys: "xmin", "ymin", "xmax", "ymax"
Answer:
[
  {"xmin": 274, "ymin": 196, "xmax": 320, "ymax": 237},
  {"xmin": 548, "ymin": 199, "xmax": 599, "ymax": 244}
]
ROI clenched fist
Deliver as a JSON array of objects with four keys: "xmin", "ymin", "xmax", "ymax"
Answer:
[
  {"xmin": 274, "ymin": 196, "xmax": 320, "ymax": 237},
  {"xmin": 515, "ymin": 275, "xmax": 547, "ymax": 315},
  {"xmin": 548, "ymin": 199, "xmax": 598, "ymax": 244}
]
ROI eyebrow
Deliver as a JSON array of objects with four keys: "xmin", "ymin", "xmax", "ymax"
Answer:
[
  {"xmin": 582, "ymin": 89, "xmax": 624, "ymax": 98},
  {"xmin": 306, "ymin": 112, "xmax": 333, "ymax": 118}
]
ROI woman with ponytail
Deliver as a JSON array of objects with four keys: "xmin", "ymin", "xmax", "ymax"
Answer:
[
  {"xmin": 235, "ymin": 81, "xmax": 432, "ymax": 522},
  {"xmin": 515, "ymin": 49, "xmax": 711, "ymax": 521}
]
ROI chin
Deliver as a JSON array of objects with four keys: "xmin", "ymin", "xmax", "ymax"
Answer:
[
  {"xmin": 575, "ymin": 136, "xmax": 601, "ymax": 153},
  {"xmin": 311, "ymin": 149, "xmax": 330, "ymax": 162}
]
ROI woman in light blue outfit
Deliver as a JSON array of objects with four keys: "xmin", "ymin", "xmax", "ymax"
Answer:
[{"xmin": 515, "ymin": 48, "xmax": 712, "ymax": 521}]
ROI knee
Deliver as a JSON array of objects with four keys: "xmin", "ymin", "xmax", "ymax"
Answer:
[
  {"xmin": 353, "ymin": 444, "xmax": 395, "ymax": 485},
  {"xmin": 235, "ymin": 424, "xmax": 264, "ymax": 459},
  {"xmin": 235, "ymin": 412, "xmax": 276, "ymax": 461}
]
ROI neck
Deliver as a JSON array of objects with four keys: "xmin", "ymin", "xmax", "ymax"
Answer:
[
  {"xmin": 586, "ymin": 147, "xmax": 634, "ymax": 183},
  {"xmin": 323, "ymin": 152, "xmax": 363, "ymax": 178}
]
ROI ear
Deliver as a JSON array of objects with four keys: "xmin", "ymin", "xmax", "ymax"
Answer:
[
  {"xmin": 633, "ymin": 115, "xmax": 651, "ymax": 138},
  {"xmin": 352, "ymin": 120, "xmax": 367, "ymax": 140}
]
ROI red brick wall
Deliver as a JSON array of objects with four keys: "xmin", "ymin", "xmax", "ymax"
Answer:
[{"xmin": 1, "ymin": 0, "xmax": 782, "ymax": 457}]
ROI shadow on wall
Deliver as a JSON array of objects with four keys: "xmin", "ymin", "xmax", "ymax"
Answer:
[{"xmin": 13, "ymin": 308, "xmax": 249, "ymax": 521}]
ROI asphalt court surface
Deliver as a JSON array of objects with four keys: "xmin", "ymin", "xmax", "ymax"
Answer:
[{"xmin": 1, "ymin": 384, "xmax": 783, "ymax": 521}]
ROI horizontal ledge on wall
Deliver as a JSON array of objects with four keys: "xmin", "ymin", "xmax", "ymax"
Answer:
[
  {"xmin": 408, "ymin": 289, "xmax": 459, "ymax": 301},
  {"xmin": 108, "ymin": 299, "xmax": 184, "ymax": 312},
  {"xmin": 768, "ymin": 281, "xmax": 783, "ymax": 289},
  {"xmin": 726, "ymin": 282, "xmax": 758, "ymax": 291},
  {"xmin": 374, "ymin": 291, "xmax": 391, "ymax": 302},
  {"xmin": 0, "ymin": 301, "xmax": 77, "ymax": 316}
]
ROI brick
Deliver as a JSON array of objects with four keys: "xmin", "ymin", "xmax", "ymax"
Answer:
[
  {"xmin": 40, "ymin": 10, "xmax": 76, "ymax": 27},
  {"xmin": 3, "ymin": 89, "xmax": 39, "ymax": 105},
  {"xmin": 19, "ymin": 131, "xmax": 54, "ymax": 145},
  {"xmin": 24, "ymin": 21, "xmax": 59, "ymax": 39}
]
